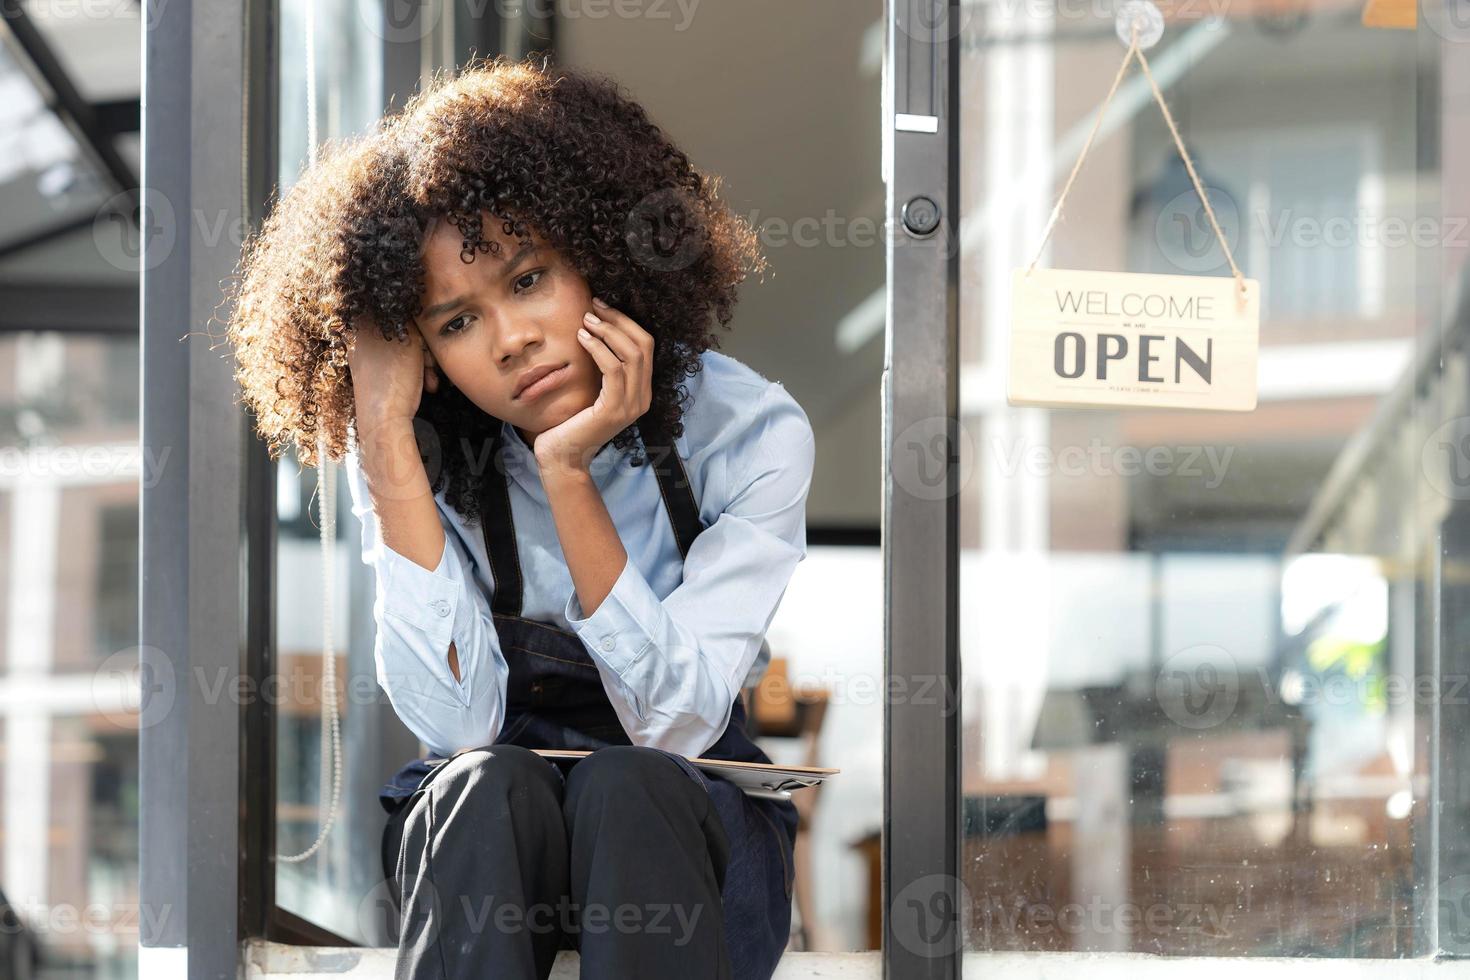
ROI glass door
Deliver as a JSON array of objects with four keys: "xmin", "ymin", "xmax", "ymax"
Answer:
[{"xmin": 951, "ymin": 0, "xmax": 1464, "ymax": 961}]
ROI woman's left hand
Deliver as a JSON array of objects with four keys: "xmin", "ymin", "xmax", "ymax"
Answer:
[{"xmin": 533, "ymin": 297, "xmax": 654, "ymax": 476}]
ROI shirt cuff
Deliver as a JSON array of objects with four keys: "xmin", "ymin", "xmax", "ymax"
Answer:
[
  {"xmin": 378, "ymin": 534, "xmax": 460, "ymax": 646},
  {"xmin": 564, "ymin": 556, "xmax": 656, "ymax": 675}
]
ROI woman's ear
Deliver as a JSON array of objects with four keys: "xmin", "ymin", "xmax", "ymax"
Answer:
[{"xmin": 423, "ymin": 346, "xmax": 441, "ymax": 395}]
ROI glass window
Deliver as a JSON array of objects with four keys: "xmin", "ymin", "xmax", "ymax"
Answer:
[
  {"xmin": 40, "ymin": 718, "xmax": 140, "ymax": 980},
  {"xmin": 0, "ymin": 332, "xmax": 141, "ymax": 978},
  {"xmin": 94, "ymin": 504, "xmax": 139, "ymax": 662},
  {"xmin": 271, "ymin": 0, "xmax": 399, "ymax": 942},
  {"xmin": 0, "ymin": 43, "xmax": 115, "ymax": 258},
  {"xmin": 958, "ymin": 8, "xmax": 1433, "ymax": 957}
]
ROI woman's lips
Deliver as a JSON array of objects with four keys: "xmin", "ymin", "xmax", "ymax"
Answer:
[{"xmin": 516, "ymin": 363, "xmax": 571, "ymax": 402}]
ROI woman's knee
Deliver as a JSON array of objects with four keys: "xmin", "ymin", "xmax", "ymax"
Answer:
[
  {"xmin": 426, "ymin": 743, "xmax": 564, "ymax": 815},
  {"xmin": 563, "ymin": 745, "xmax": 695, "ymax": 813}
]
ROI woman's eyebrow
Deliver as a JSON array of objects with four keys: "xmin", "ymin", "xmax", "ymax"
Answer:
[
  {"xmin": 421, "ymin": 243, "xmax": 544, "ymax": 319},
  {"xmin": 502, "ymin": 242, "xmax": 544, "ymax": 276},
  {"xmin": 422, "ymin": 294, "xmax": 469, "ymax": 319}
]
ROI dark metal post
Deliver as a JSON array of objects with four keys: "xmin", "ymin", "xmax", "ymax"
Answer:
[
  {"xmin": 140, "ymin": 0, "xmax": 269, "ymax": 975},
  {"xmin": 883, "ymin": 1, "xmax": 961, "ymax": 977},
  {"xmin": 240, "ymin": 0, "xmax": 281, "ymax": 948}
]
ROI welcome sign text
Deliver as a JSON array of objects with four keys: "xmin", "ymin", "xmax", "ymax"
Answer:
[{"xmin": 1008, "ymin": 268, "xmax": 1259, "ymax": 411}]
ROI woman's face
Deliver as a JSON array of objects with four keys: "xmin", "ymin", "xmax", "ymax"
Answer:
[{"xmin": 415, "ymin": 211, "xmax": 602, "ymax": 450}]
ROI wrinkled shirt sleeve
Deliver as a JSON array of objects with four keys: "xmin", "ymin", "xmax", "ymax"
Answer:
[
  {"xmin": 563, "ymin": 383, "xmax": 815, "ymax": 758},
  {"xmin": 344, "ymin": 445, "xmax": 508, "ymax": 758}
]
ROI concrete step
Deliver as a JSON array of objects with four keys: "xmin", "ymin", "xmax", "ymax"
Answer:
[
  {"xmin": 242, "ymin": 943, "xmax": 1470, "ymax": 979},
  {"xmin": 244, "ymin": 941, "xmax": 880, "ymax": 978}
]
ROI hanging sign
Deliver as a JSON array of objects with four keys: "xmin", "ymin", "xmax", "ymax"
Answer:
[
  {"xmin": 1008, "ymin": 4, "xmax": 1260, "ymax": 413},
  {"xmin": 1008, "ymin": 267, "xmax": 1259, "ymax": 411}
]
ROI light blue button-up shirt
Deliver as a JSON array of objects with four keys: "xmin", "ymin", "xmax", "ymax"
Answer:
[{"xmin": 345, "ymin": 349, "xmax": 815, "ymax": 760}]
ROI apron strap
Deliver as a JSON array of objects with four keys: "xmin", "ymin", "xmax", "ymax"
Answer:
[
  {"xmin": 637, "ymin": 410, "xmax": 706, "ymax": 560},
  {"xmin": 477, "ymin": 419, "xmax": 525, "ymax": 617},
  {"xmin": 477, "ymin": 410, "xmax": 706, "ymax": 615}
]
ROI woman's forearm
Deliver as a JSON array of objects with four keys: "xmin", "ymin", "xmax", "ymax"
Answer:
[
  {"xmin": 356, "ymin": 418, "xmax": 445, "ymax": 569},
  {"xmin": 541, "ymin": 463, "xmax": 627, "ymax": 620},
  {"xmin": 357, "ymin": 418, "xmax": 462, "ymax": 682}
]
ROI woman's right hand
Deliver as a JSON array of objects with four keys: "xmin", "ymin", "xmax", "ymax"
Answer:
[{"xmin": 346, "ymin": 316, "xmax": 441, "ymax": 437}]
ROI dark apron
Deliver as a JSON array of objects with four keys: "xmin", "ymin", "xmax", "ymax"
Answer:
[{"xmin": 377, "ymin": 410, "xmax": 798, "ymax": 979}]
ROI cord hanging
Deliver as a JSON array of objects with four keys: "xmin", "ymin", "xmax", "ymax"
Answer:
[
  {"xmin": 279, "ymin": 0, "xmax": 344, "ymax": 865},
  {"xmin": 1024, "ymin": 17, "xmax": 1247, "ymax": 302}
]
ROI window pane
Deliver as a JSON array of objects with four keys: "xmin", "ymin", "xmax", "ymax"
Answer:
[
  {"xmin": 0, "ymin": 332, "xmax": 141, "ymax": 978},
  {"xmin": 958, "ymin": 7, "xmax": 1435, "ymax": 957},
  {"xmin": 271, "ymin": 0, "xmax": 395, "ymax": 942}
]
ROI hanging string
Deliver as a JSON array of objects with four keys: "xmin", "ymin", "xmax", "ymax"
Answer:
[
  {"xmin": 1132, "ymin": 27, "xmax": 1245, "ymax": 292},
  {"xmin": 1024, "ymin": 28, "xmax": 1141, "ymax": 276},
  {"xmin": 1024, "ymin": 21, "xmax": 1248, "ymax": 301},
  {"xmin": 279, "ymin": 0, "xmax": 344, "ymax": 865}
]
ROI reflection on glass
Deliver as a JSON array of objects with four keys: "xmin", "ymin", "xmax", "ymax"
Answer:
[
  {"xmin": 958, "ymin": 6, "xmax": 1432, "ymax": 957},
  {"xmin": 0, "ymin": 332, "xmax": 141, "ymax": 978},
  {"xmin": 270, "ymin": 0, "xmax": 394, "ymax": 942},
  {"xmin": 272, "ymin": 455, "xmax": 392, "ymax": 944}
]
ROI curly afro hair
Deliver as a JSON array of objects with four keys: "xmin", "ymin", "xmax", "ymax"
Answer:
[{"xmin": 225, "ymin": 53, "xmax": 768, "ymax": 525}]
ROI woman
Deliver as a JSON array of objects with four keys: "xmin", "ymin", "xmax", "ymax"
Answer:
[{"xmin": 226, "ymin": 55, "xmax": 814, "ymax": 980}]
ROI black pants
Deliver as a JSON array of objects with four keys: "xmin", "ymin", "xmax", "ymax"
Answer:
[{"xmin": 381, "ymin": 743, "xmax": 733, "ymax": 979}]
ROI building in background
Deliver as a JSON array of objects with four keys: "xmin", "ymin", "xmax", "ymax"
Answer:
[{"xmin": 0, "ymin": 5, "xmax": 143, "ymax": 976}]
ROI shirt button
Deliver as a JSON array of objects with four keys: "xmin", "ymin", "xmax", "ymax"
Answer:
[
  {"xmin": 430, "ymin": 599, "xmax": 450, "ymax": 618},
  {"xmin": 600, "ymin": 636, "xmax": 616, "ymax": 652}
]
